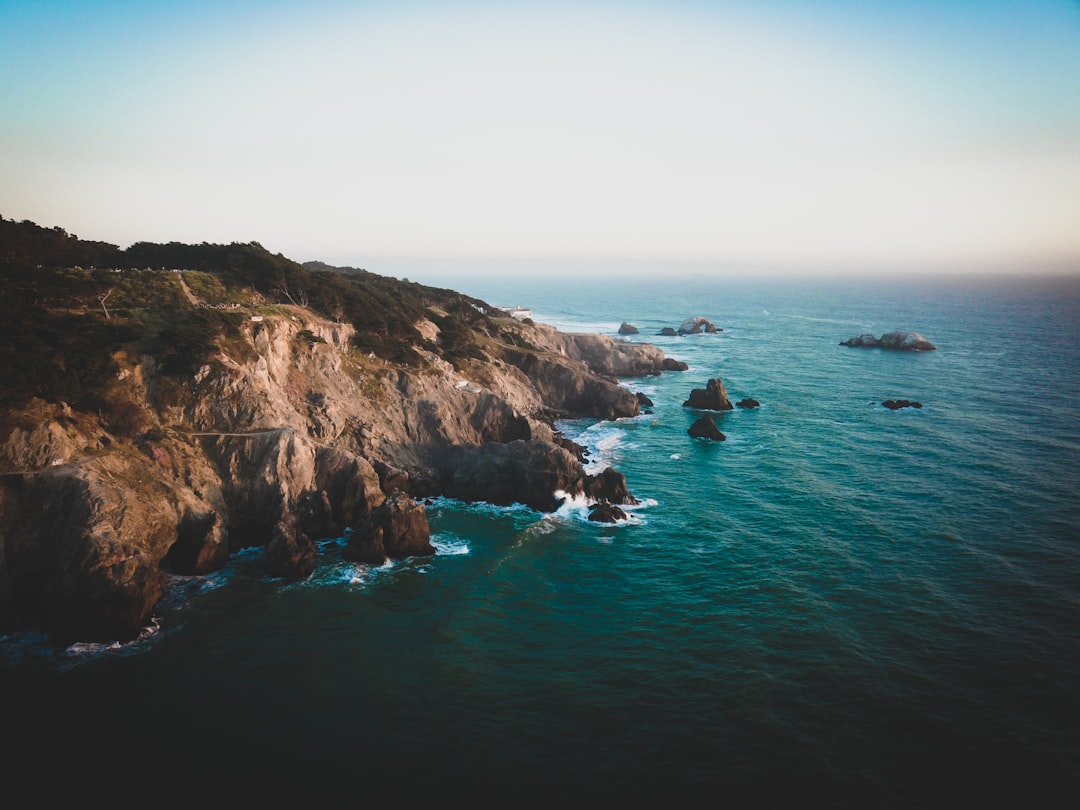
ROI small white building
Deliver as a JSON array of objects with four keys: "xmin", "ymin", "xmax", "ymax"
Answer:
[{"xmin": 497, "ymin": 305, "xmax": 532, "ymax": 321}]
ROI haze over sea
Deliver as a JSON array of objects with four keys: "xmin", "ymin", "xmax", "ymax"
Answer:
[{"xmin": 4, "ymin": 272, "xmax": 1079, "ymax": 808}]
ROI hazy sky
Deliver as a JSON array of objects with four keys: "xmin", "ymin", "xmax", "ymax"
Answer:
[{"xmin": 2, "ymin": 0, "xmax": 1079, "ymax": 278}]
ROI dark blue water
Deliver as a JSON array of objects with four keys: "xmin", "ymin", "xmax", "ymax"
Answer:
[{"xmin": 4, "ymin": 274, "xmax": 1079, "ymax": 807}]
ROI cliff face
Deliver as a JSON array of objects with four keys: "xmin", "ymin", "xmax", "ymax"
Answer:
[{"xmin": 0, "ymin": 302, "xmax": 677, "ymax": 643}]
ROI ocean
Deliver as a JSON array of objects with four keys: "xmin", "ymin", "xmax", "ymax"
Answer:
[{"xmin": 4, "ymin": 273, "xmax": 1079, "ymax": 807}]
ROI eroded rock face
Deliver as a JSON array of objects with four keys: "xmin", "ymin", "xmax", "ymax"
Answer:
[
  {"xmin": 344, "ymin": 493, "xmax": 433, "ymax": 565},
  {"xmin": 678, "ymin": 317, "xmax": 719, "ymax": 335},
  {"xmin": 263, "ymin": 520, "xmax": 317, "ymax": 582},
  {"xmin": 1, "ymin": 303, "xmax": 679, "ymax": 643},
  {"xmin": 439, "ymin": 440, "xmax": 587, "ymax": 512},
  {"xmin": 683, "ymin": 378, "xmax": 734, "ymax": 411}
]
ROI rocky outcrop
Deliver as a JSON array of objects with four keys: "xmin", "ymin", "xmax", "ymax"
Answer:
[
  {"xmin": 617, "ymin": 322, "xmax": 638, "ymax": 335},
  {"xmin": 0, "ymin": 295, "xmax": 685, "ymax": 642},
  {"xmin": 688, "ymin": 415, "xmax": 726, "ymax": 441},
  {"xmin": 736, "ymin": 398, "xmax": 760, "ymax": 409},
  {"xmin": 678, "ymin": 316, "xmax": 719, "ymax": 335},
  {"xmin": 438, "ymin": 439, "xmax": 590, "ymax": 513},
  {"xmin": 841, "ymin": 331, "xmax": 936, "ymax": 351},
  {"xmin": 588, "ymin": 503, "xmax": 627, "ymax": 523},
  {"xmin": 344, "ymin": 493, "xmax": 434, "ymax": 565},
  {"xmin": 662, "ymin": 358, "xmax": 689, "ymax": 371},
  {"xmin": 683, "ymin": 378, "xmax": 734, "ymax": 411}
]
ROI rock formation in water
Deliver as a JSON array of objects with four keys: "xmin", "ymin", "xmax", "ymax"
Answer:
[
  {"xmin": 0, "ymin": 221, "xmax": 685, "ymax": 643},
  {"xmin": 881, "ymin": 399, "xmax": 924, "ymax": 410},
  {"xmin": 682, "ymin": 378, "xmax": 734, "ymax": 411},
  {"xmin": 688, "ymin": 414, "xmax": 726, "ymax": 441},
  {"xmin": 841, "ymin": 331, "xmax": 936, "ymax": 351},
  {"xmin": 618, "ymin": 322, "xmax": 638, "ymax": 335},
  {"xmin": 736, "ymin": 398, "xmax": 760, "ymax": 409}
]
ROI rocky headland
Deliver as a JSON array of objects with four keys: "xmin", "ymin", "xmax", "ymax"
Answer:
[{"xmin": 0, "ymin": 219, "xmax": 682, "ymax": 643}]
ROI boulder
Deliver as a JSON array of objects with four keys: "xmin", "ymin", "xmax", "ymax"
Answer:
[
  {"xmin": 683, "ymin": 378, "xmax": 734, "ymax": 411},
  {"xmin": 617, "ymin": 322, "xmax": 639, "ymax": 335},
  {"xmin": 662, "ymin": 358, "xmax": 689, "ymax": 371},
  {"xmin": 688, "ymin": 415, "xmax": 726, "ymax": 441},
  {"xmin": 635, "ymin": 392, "xmax": 654, "ymax": 408},
  {"xmin": 658, "ymin": 327, "xmax": 678, "ymax": 337},
  {"xmin": 588, "ymin": 503, "xmax": 627, "ymax": 523},
  {"xmin": 584, "ymin": 467, "xmax": 639, "ymax": 506},
  {"xmin": 736, "ymin": 398, "xmax": 760, "ymax": 409},
  {"xmin": 345, "ymin": 492, "xmax": 434, "ymax": 564}
]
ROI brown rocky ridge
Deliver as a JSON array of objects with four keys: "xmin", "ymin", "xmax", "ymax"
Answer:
[{"xmin": 0, "ymin": 220, "xmax": 685, "ymax": 644}]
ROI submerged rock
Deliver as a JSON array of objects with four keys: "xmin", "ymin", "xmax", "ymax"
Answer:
[{"xmin": 881, "ymin": 399, "xmax": 924, "ymax": 410}]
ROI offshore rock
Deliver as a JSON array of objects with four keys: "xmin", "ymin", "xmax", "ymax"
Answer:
[
  {"xmin": 344, "ymin": 493, "xmax": 433, "ymax": 565},
  {"xmin": 683, "ymin": 378, "xmax": 734, "ymax": 411},
  {"xmin": 841, "ymin": 331, "xmax": 936, "ymax": 351},
  {"xmin": 584, "ymin": 466, "xmax": 639, "ymax": 506},
  {"xmin": 677, "ymin": 316, "xmax": 719, "ymax": 335},
  {"xmin": 617, "ymin": 322, "xmax": 639, "ymax": 335},
  {"xmin": 588, "ymin": 502, "xmax": 628, "ymax": 523},
  {"xmin": 881, "ymin": 399, "xmax": 924, "ymax": 410},
  {"xmin": 736, "ymin": 398, "xmax": 760, "ymax": 409},
  {"xmin": 662, "ymin": 358, "xmax": 689, "ymax": 371},
  {"xmin": 688, "ymin": 414, "xmax": 726, "ymax": 441}
]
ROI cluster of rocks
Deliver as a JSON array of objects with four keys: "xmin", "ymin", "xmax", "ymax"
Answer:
[
  {"xmin": 841, "ymin": 331, "xmax": 936, "ymax": 351},
  {"xmin": 681, "ymin": 378, "xmax": 760, "ymax": 442},
  {"xmin": 618, "ymin": 317, "xmax": 720, "ymax": 337}
]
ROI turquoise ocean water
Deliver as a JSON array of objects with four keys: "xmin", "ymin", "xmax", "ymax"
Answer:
[{"xmin": 4, "ymin": 274, "xmax": 1079, "ymax": 807}]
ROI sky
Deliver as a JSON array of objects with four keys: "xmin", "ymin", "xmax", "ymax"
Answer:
[{"xmin": 2, "ymin": 0, "xmax": 1079, "ymax": 280}]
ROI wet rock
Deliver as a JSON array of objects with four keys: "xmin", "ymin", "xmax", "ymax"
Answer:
[
  {"xmin": 617, "ymin": 322, "xmax": 639, "ymax": 335},
  {"xmin": 687, "ymin": 414, "xmax": 726, "ymax": 441},
  {"xmin": 345, "ymin": 492, "xmax": 434, "ymax": 564},
  {"xmin": 736, "ymin": 398, "xmax": 760, "ymax": 409},
  {"xmin": 683, "ymin": 378, "xmax": 734, "ymax": 411},
  {"xmin": 881, "ymin": 399, "xmax": 923, "ymax": 410},
  {"xmin": 589, "ymin": 502, "xmax": 627, "ymax": 523}
]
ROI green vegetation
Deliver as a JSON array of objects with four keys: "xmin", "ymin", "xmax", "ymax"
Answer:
[{"xmin": 0, "ymin": 216, "xmax": 504, "ymax": 411}]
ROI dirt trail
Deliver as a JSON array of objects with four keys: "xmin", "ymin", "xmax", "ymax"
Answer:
[{"xmin": 177, "ymin": 274, "xmax": 200, "ymax": 305}]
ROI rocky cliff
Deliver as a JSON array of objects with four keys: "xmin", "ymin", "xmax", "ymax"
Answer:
[{"xmin": 0, "ymin": 254, "xmax": 680, "ymax": 643}]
